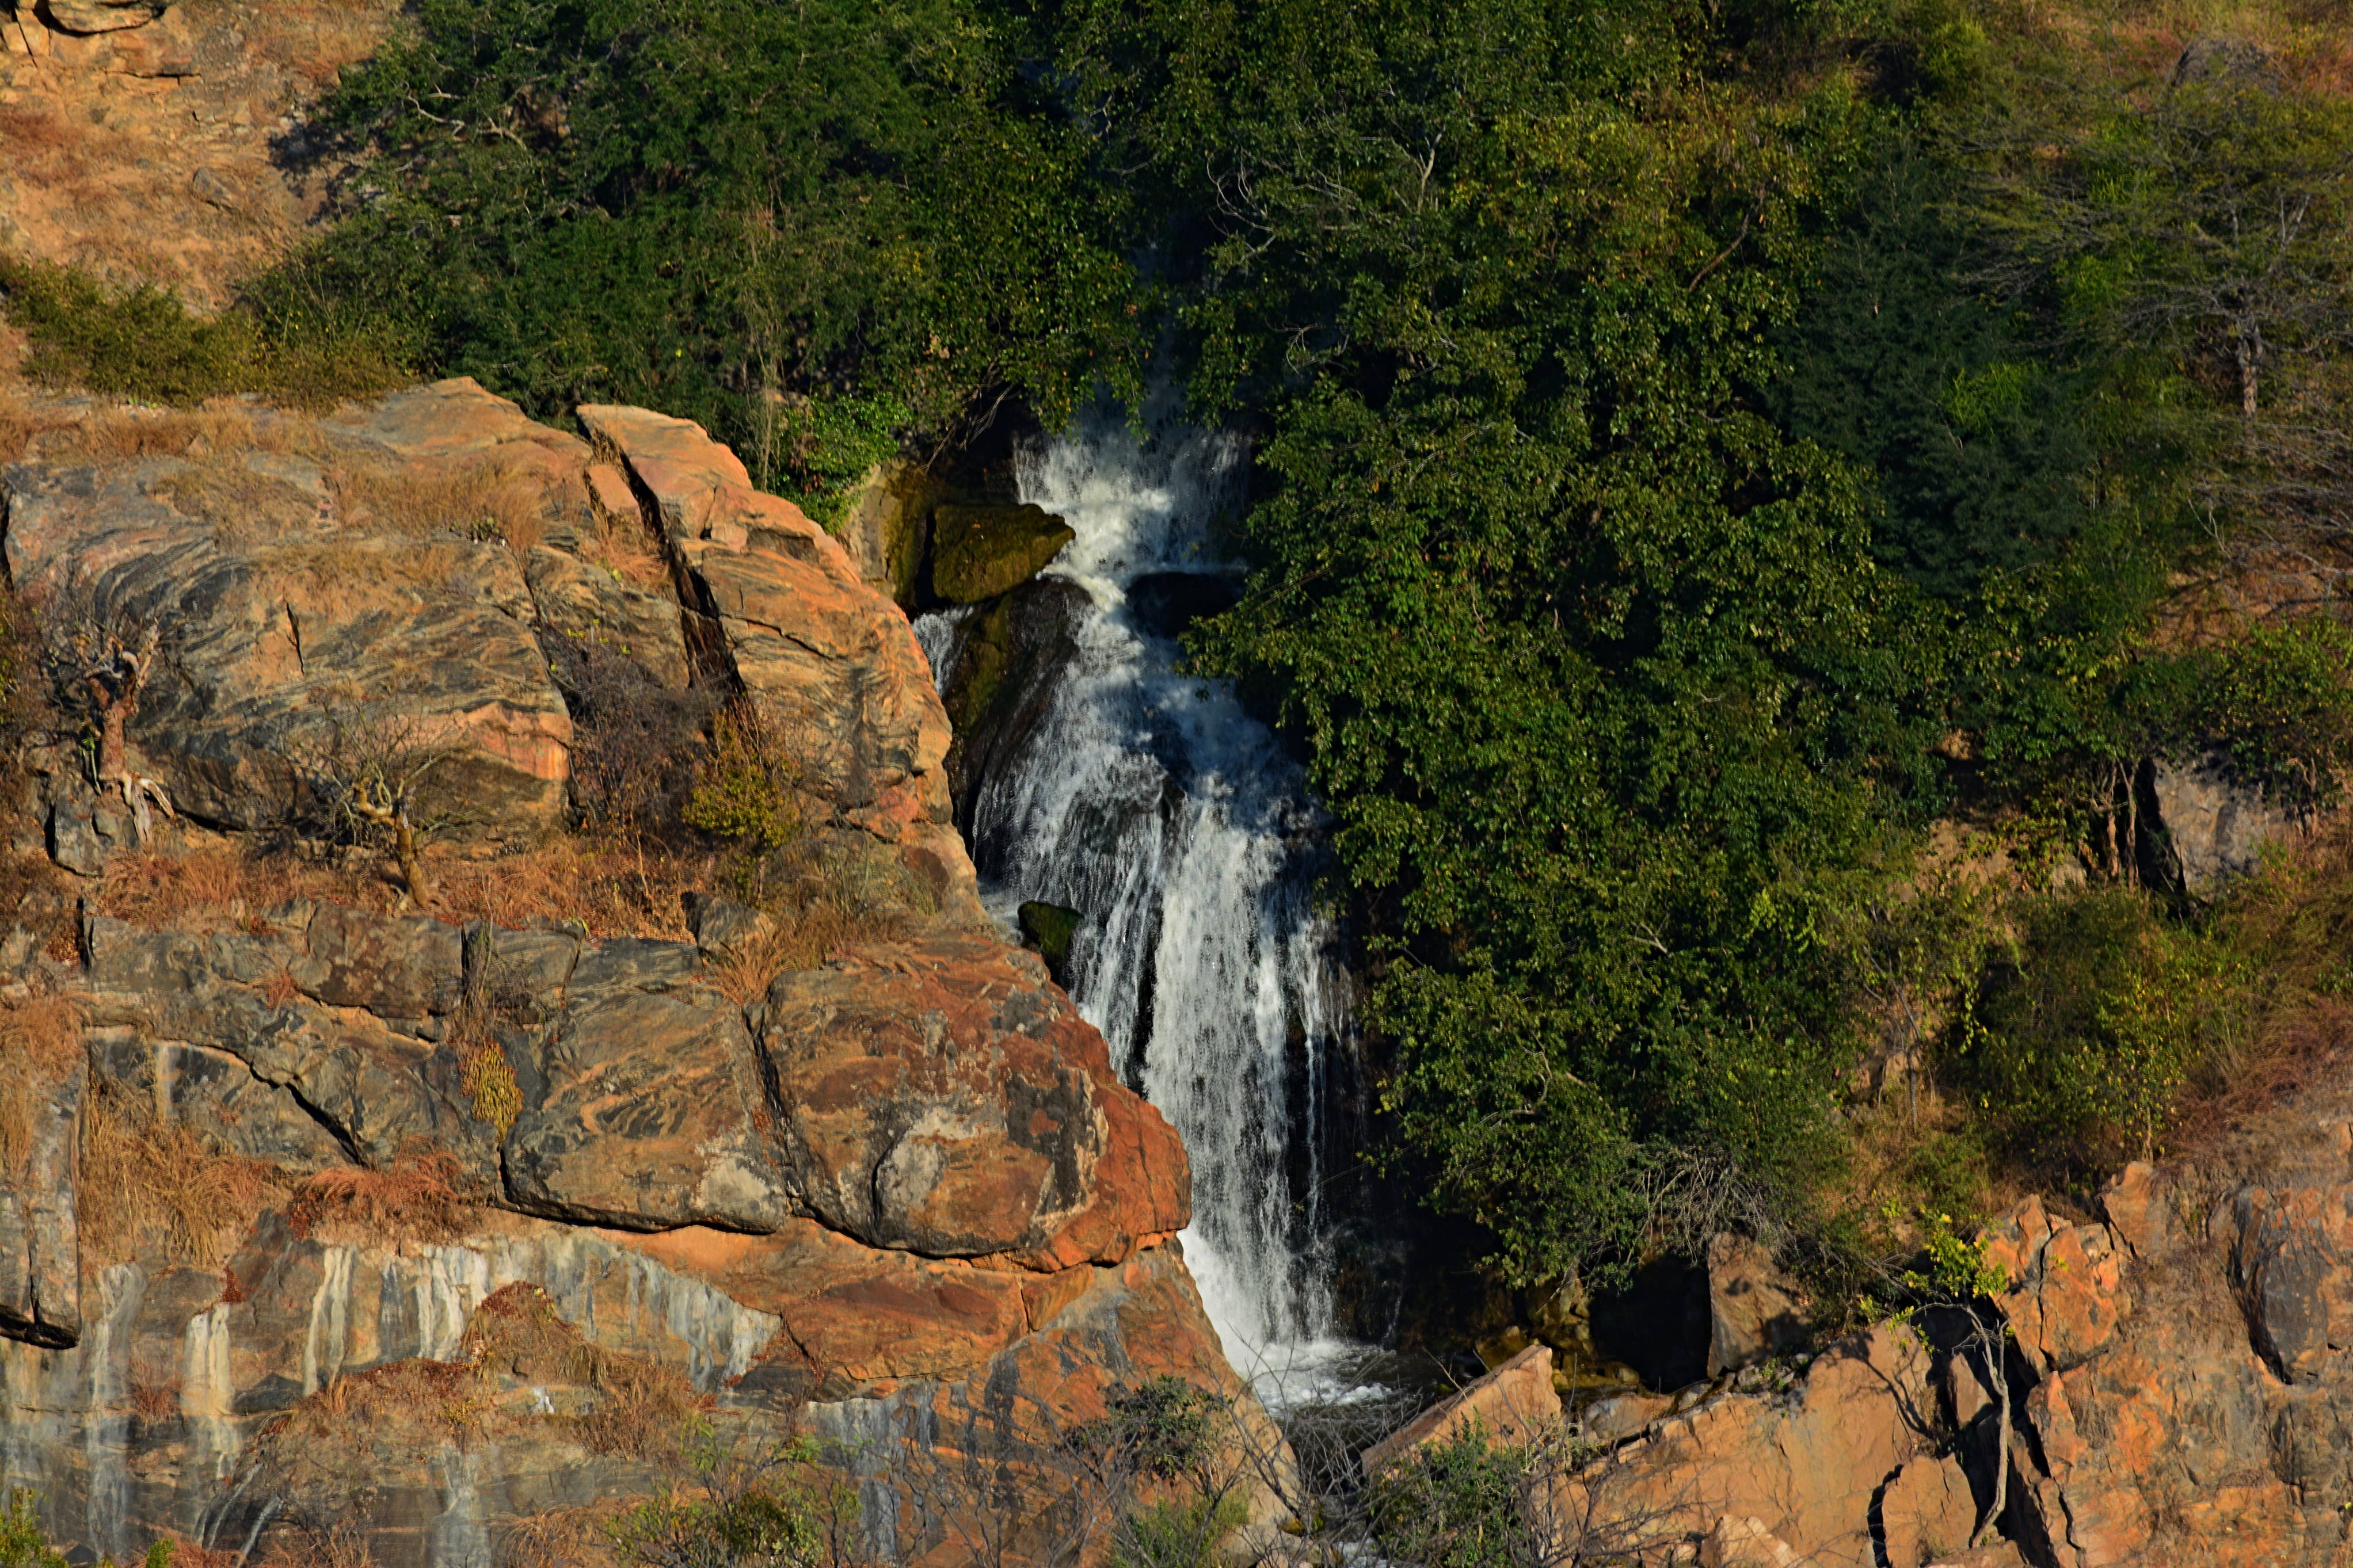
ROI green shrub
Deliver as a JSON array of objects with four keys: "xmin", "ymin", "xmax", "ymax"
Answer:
[
  {"xmin": 2207, "ymin": 617, "xmax": 2353, "ymax": 813},
  {"xmin": 271, "ymin": 0, "xmax": 1142, "ymax": 491},
  {"xmin": 606, "ymin": 1424, "xmax": 837, "ymax": 1568},
  {"xmin": 0, "ymin": 1490, "xmax": 172, "ymax": 1568},
  {"xmin": 1111, "ymin": 1494, "xmax": 1250, "ymax": 1568},
  {"xmin": 683, "ymin": 709, "xmax": 805, "ymax": 851},
  {"xmin": 0, "ymin": 253, "xmax": 402, "ymax": 410},
  {"xmin": 1949, "ymin": 888, "xmax": 2249, "ymax": 1168},
  {"xmin": 1360, "ymin": 1425, "xmax": 1546, "ymax": 1568}
]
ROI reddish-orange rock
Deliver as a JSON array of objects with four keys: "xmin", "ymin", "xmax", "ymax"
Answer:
[
  {"xmin": 760, "ymin": 937, "xmax": 1190, "ymax": 1269},
  {"xmin": 575, "ymin": 403, "xmax": 979, "ymax": 920}
]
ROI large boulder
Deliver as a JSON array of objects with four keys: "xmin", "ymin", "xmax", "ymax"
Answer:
[
  {"xmin": 1704, "ymin": 1233, "xmax": 1810, "ymax": 1377},
  {"xmin": 2148, "ymin": 753, "xmax": 2298, "ymax": 895},
  {"xmin": 759, "ymin": 937, "xmax": 1191, "ymax": 1268},
  {"xmin": 576, "ymin": 405, "xmax": 979, "ymax": 920},
  {"xmin": 0, "ymin": 383, "xmax": 592, "ymax": 845},
  {"xmin": 926, "ymin": 502, "xmax": 1075, "ymax": 605},
  {"xmin": 1360, "ymin": 1344, "xmax": 1559, "ymax": 1474}
]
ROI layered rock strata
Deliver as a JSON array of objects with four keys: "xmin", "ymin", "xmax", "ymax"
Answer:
[{"xmin": 0, "ymin": 380, "xmax": 1240, "ymax": 1565}]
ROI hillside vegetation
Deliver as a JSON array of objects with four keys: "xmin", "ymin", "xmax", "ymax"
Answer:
[{"xmin": 6, "ymin": 0, "xmax": 2353, "ymax": 1302}]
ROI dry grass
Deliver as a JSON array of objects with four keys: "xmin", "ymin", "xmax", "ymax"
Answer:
[
  {"xmin": 78, "ymin": 1084, "xmax": 290, "ymax": 1267},
  {"xmin": 285, "ymin": 1145, "xmax": 477, "ymax": 1248},
  {"xmin": 155, "ymin": 455, "xmax": 326, "ymax": 545},
  {"xmin": 429, "ymin": 837, "xmax": 706, "ymax": 941},
  {"xmin": 262, "ymin": 535, "xmax": 475, "ymax": 589},
  {"xmin": 0, "ymin": 390, "xmax": 77, "ymax": 464},
  {"xmin": 326, "ymin": 455, "xmax": 555, "ymax": 551},
  {"xmin": 94, "ymin": 845, "xmax": 357, "ymax": 932},
  {"xmin": 0, "ymin": 994, "xmax": 83, "ymax": 1177},
  {"xmin": 703, "ymin": 835, "xmax": 942, "ymax": 998},
  {"xmin": 93, "ymin": 837, "xmax": 714, "ymax": 943},
  {"xmin": 578, "ymin": 504, "xmax": 671, "ymax": 589}
]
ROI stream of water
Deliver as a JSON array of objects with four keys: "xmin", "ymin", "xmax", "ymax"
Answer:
[{"xmin": 914, "ymin": 402, "xmax": 1364, "ymax": 1401}]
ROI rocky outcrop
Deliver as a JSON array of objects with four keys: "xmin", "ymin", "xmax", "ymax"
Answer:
[
  {"xmin": 0, "ymin": 892, "xmax": 1220, "ymax": 1565},
  {"xmin": 2, "ymin": 380, "xmax": 984, "ymax": 921},
  {"xmin": 576, "ymin": 403, "xmax": 980, "ymax": 920},
  {"xmin": 1576, "ymin": 1323, "xmax": 1966, "ymax": 1568},
  {"xmin": 1568, "ymin": 1123, "xmax": 2353, "ymax": 1568},
  {"xmin": 2148, "ymin": 753, "xmax": 2299, "ymax": 895},
  {"xmin": 0, "ymin": 384, "xmax": 615, "ymax": 844}
]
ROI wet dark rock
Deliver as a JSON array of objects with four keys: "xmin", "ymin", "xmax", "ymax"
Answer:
[
  {"xmin": 1018, "ymin": 899, "xmax": 1082, "ymax": 989},
  {"xmin": 1126, "ymin": 571, "xmax": 1243, "ymax": 640},
  {"xmin": 938, "ymin": 577, "xmax": 1090, "ymax": 833}
]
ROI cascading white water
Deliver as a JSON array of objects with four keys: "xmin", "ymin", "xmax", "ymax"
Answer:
[{"xmin": 921, "ymin": 402, "xmax": 1355, "ymax": 1383}]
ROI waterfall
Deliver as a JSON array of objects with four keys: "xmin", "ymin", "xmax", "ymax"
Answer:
[{"xmin": 926, "ymin": 401, "xmax": 1355, "ymax": 1382}]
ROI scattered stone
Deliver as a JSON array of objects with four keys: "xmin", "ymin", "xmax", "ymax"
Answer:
[
  {"xmin": 1704, "ymin": 1233, "xmax": 1810, "ymax": 1376},
  {"xmin": 1360, "ymin": 1345, "xmax": 1559, "ymax": 1475}
]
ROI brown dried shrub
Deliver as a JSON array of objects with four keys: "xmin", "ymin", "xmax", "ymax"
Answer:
[
  {"xmin": 0, "ymin": 993, "xmax": 83, "ymax": 1177},
  {"xmin": 78, "ymin": 1085, "xmax": 290, "ymax": 1266},
  {"xmin": 96, "ymin": 846, "xmax": 286, "ymax": 930},
  {"xmin": 578, "ymin": 503, "xmax": 669, "ymax": 589},
  {"xmin": 462, "ymin": 1283, "xmax": 705, "ymax": 1458},
  {"xmin": 128, "ymin": 1353, "xmax": 184, "ymax": 1424},
  {"xmin": 496, "ymin": 1506, "xmax": 625, "ymax": 1568},
  {"xmin": 285, "ymin": 1144, "xmax": 475, "ymax": 1248}
]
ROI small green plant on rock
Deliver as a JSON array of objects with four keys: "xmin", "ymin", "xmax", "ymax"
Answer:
[
  {"xmin": 683, "ymin": 708, "xmax": 804, "ymax": 853},
  {"xmin": 606, "ymin": 1420, "xmax": 842, "ymax": 1568},
  {"xmin": 0, "ymin": 1489, "xmax": 174, "ymax": 1568}
]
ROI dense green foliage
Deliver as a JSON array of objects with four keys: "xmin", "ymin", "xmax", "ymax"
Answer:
[
  {"xmin": 7, "ymin": 0, "xmax": 2351, "ymax": 1284},
  {"xmin": 268, "ymin": 0, "xmax": 1144, "ymax": 509}
]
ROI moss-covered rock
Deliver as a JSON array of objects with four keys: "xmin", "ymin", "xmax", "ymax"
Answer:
[
  {"xmin": 835, "ymin": 459, "xmax": 944, "ymax": 609},
  {"xmin": 927, "ymin": 502, "xmax": 1075, "ymax": 604},
  {"xmin": 937, "ymin": 578, "xmax": 1088, "ymax": 831},
  {"xmin": 1018, "ymin": 900, "xmax": 1083, "ymax": 987}
]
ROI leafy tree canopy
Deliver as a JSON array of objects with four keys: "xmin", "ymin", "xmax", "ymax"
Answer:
[{"xmin": 269, "ymin": 0, "xmax": 1148, "ymax": 504}]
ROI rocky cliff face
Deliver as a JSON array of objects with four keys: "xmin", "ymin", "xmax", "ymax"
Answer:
[
  {"xmin": 1521, "ymin": 1092, "xmax": 2353, "ymax": 1567},
  {"xmin": 0, "ymin": 382, "xmax": 1237, "ymax": 1565}
]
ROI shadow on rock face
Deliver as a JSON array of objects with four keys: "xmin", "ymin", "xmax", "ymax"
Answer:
[{"xmin": 1589, "ymin": 1253, "xmax": 1712, "ymax": 1393}]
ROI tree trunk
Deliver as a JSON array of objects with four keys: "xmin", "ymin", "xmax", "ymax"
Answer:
[
  {"xmin": 89, "ymin": 678, "xmax": 130, "ymax": 783},
  {"xmin": 394, "ymin": 808, "xmax": 434, "ymax": 906},
  {"xmin": 1971, "ymin": 1323, "xmax": 2012, "ymax": 1548}
]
